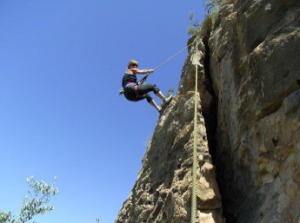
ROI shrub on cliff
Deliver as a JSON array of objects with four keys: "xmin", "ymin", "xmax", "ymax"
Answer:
[{"xmin": 187, "ymin": 0, "xmax": 224, "ymax": 36}]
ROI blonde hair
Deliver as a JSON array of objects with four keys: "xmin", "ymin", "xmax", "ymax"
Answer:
[{"xmin": 128, "ymin": 59, "xmax": 139, "ymax": 68}]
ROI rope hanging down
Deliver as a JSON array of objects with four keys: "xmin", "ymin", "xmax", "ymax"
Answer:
[{"xmin": 191, "ymin": 62, "xmax": 199, "ymax": 223}]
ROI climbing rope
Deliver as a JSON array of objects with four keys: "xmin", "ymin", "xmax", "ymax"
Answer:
[
  {"xmin": 139, "ymin": 43, "xmax": 193, "ymax": 84},
  {"xmin": 191, "ymin": 59, "xmax": 199, "ymax": 223},
  {"xmin": 119, "ymin": 43, "xmax": 192, "ymax": 94},
  {"xmin": 153, "ymin": 43, "xmax": 193, "ymax": 71}
]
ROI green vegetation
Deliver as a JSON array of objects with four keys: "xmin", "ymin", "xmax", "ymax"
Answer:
[
  {"xmin": 206, "ymin": 0, "xmax": 223, "ymax": 26},
  {"xmin": 187, "ymin": 10, "xmax": 201, "ymax": 36},
  {"xmin": 205, "ymin": 0, "xmax": 222, "ymax": 14},
  {"xmin": 296, "ymin": 27, "xmax": 300, "ymax": 39},
  {"xmin": 187, "ymin": 0, "xmax": 224, "ymax": 36},
  {"xmin": 0, "ymin": 177, "xmax": 59, "ymax": 223}
]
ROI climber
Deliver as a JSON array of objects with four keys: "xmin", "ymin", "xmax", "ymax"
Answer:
[{"xmin": 121, "ymin": 59, "xmax": 173, "ymax": 112}]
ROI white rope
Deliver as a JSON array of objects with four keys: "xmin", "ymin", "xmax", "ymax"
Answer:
[
  {"xmin": 153, "ymin": 43, "xmax": 193, "ymax": 71},
  {"xmin": 191, "ymin": 62, "xmax": 199, "ymax": 223},
  {"xmin": 139, "ymin": 43, "xmax": 192, "ymax": 84}
]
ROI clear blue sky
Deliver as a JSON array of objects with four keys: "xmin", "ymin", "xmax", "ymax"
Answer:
[{"xmin": 0, "ymin": 1, "xmax": 205, "ymax": 222}]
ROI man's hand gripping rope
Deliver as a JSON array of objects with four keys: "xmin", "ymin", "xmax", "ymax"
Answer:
[{"xmin": 137, "ymin": 69, "xmax": 154, "ymax": 85}]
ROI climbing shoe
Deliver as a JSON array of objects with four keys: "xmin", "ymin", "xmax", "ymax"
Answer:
[{"xmin": 163, "ymin": 95, "xmax": 173, "ymax": 105}]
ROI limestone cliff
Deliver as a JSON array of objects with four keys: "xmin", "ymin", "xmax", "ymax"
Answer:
[
  {"xmin": 115, "ymin": 38, "xmax": 223, "ymax": 223},
  {"xmin": 204, "ymin": 0, "xmax": 300, "ymax": 222},
  {"xmin": 116, "ymin": 0, "xmax": 300, "ymax": 222}
]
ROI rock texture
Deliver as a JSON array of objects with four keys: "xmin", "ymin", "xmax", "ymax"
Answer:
[
  {"xmin": 203, "ymin": 0, "xmax": 300, "ymax": 222},
  {"xmin": 116, "ymin": 0, "xmax": 300, "ymax": 222},
  {"xmin": 115, "ymin": 39, "xmax": 223, "ymax": 223}
]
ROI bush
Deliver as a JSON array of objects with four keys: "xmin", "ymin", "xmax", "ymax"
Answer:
[
  {"xmin": 187, "ymin": 0, "xmax": 223, "ymax": 36},
  {"xmin": 0, "ymin": 177, "xmax": 59, "ymax": 223}
]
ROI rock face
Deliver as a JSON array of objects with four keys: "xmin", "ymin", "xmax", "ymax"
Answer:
[
  {"xmin": 115, "ymin": 38, "xmax": 223, "ymax": 223},
  {"xmin": 116, "ymin": 0, "xmax": 300, "ymax": 222},
  {"xmin": 204, "ymin": 0, "xmax": 300, "ymax": 222}
]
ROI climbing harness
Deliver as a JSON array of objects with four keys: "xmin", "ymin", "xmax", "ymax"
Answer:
[
  {"xmin": 119, "ymin": 43, "xmax": 193, "ymax": 95},
  {"xmin": 191, "ymin": 50, "xmax": 199, "ymax": 223}
]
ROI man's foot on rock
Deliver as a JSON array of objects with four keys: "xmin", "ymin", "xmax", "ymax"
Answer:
[{"xmin": 163, "ymin": 95, "xmax": 173, "ymax": 105}]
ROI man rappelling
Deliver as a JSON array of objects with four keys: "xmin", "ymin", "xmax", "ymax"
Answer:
[{"xmin": 121, "ymin": 59, "xmax": 173, "ymax": 112}]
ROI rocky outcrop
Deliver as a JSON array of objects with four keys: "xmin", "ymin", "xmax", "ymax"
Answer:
[
  {"xmin": 116, "ymin": 0, "xmax": 300, "ymax": 222},
  {"xmin": 204, "ymin": 0, "xmax": 300, "ymax": 222},
  {"xmin": 115, "ymin": 38, "xmax": 223, "ymax": 223}
]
